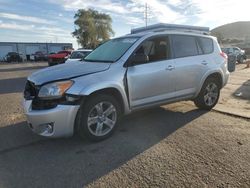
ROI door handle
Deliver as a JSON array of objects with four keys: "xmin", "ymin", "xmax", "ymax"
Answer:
[
  {"xmin": 201, "ymin": 60, "xmax": 208, "ymax": 65},
  {"xmin": 165, "ymin": 65, "xmax": 175, "ymax": 71}
]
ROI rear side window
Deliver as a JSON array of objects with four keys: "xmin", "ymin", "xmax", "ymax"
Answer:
[
  {"xmin": 172, "ymin": 35, "xmax": 198, "ymax": 58},
  {"xmin": 198, "ymin": 37, "xmax": 213, "ymax": 54}
]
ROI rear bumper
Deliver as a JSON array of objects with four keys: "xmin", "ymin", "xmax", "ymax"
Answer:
[
  {"xmin": 222, "ymin": 70, "xmax": 230, "ymax": 87},
  {"xmin": 23, "ymin": 100, "xmax": 80, "ymax": 138}
]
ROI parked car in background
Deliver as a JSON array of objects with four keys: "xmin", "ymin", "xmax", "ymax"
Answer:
[
  {"xmin": 222, "ymin": 47, "xmax": 246, "ymax": 63},
  {"xmin": 4, "ymin": 52, "xmax": 23, "ymax": 62},
  {"xmin": 23, "ymin": 23, "xmax": 229, "ymax": 141},
  {"xmin": 30, "ymin": 51, "xmax": 48, "ymax": 61},
  {"xmin": 65, "ymin": 49, "xmax": 92, "ymax": 63},
  {"xmin": 47, "ymin": 50, "xmax": 72, "ymax": 66}
]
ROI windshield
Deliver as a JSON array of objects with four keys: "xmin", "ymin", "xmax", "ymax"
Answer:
[{"xmin": 84, "ymin": 37, "xmax": 139, "ymax": 63}]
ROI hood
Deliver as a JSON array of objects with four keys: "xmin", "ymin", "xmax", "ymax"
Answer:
[{"xmin": 28, "ymin": 61, "xmax": 111, "ymax": 85}]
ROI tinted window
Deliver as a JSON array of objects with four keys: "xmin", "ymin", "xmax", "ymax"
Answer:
[
  {"xmin": 172, "ymin": 35, "xmax": 198, "ymax": 58},
  {"xmin": 199, "ymin": 37, "xmax": 213, "ymax": 54},
  {"xmin": 135, "ymin": 36, "xmax": 170, "ymax": 63}
]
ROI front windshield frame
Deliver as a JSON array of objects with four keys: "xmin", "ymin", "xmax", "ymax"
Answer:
[{"xmin": 84, "ymin": 37, "xmax": 139, "ymax": 63}]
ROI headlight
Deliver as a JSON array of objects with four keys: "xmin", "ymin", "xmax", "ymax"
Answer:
[{"xmin": 38, "ymin": 80, "xmax": 73, "ymax": 99}]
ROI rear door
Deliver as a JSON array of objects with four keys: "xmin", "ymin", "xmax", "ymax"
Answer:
[{"xmin": 171, "ymin": 35, "xmax": 212, "ymax": 98}]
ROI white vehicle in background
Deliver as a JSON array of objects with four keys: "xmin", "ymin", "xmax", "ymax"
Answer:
[{"xmin": 65, "ymin": 49, "xmax": 92, "ymax": 63}]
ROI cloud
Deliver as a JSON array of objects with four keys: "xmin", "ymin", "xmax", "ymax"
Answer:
[
  {"xmin": 0, "ymin": 21, "xmax": 78, "ymax": 47},
  {"xmin": 48, "ymin": 0, "xmax": 185, "ymax": 26},
  {"xmin": 0, "ymin": 12, "xmax": 54, "ymax": 24},
  {"xmin": 190, "ymin": 0, "xmax": 250, "ymax": 27},
  {"xmin": 0, "ymin": 21, "xmax": 70, "ymax": 37},
  {"xmin": 49, "ymin": 0, "xmax": 129, "ymax": 14}
]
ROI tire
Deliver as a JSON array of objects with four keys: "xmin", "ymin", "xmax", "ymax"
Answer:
[
  {"xmin": 76, "ymin": 94, "xmax": 121, "ymax": 141},
  {"xmin": 194, "ymin": 78, "xmax": 220, "ymax": 110}
]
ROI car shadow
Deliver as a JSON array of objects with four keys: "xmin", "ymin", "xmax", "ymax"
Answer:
[
  {"xmin": 232, "ymin": 79, "xmax": 250, "ymax": 102},
  {"xmin": 0, "ymin": 107, "xmax": 207, "ymax": 188},
  {"xmin": 0, "ymin": 77, "xmax": 27, "ymax": 94}
]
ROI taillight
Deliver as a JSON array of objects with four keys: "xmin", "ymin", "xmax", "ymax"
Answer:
[{"xmin": 220, "ymin": 52, "xmax": 228, "ymax": 59}]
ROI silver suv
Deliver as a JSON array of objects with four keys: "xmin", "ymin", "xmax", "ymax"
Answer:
[{"xmin": 23, "ymin": 24, "xmax": 229, "ymax": 141}]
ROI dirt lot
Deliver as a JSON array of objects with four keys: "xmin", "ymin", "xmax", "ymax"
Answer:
[
  {"xmin": 0, "ymin": 62, "xmax": 249, "ymax": 188},
  {"xmin": 215, "ymin": 63, "xmax": 250, "ymax": 118}
]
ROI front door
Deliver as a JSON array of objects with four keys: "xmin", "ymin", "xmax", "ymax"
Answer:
[{"xmin": 127, "ymin": 36, "xmax": 176, "ymax": 108}]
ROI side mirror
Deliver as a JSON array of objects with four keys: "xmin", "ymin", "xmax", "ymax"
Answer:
[{"xmin": 129, "ymin": 53, "xmax": 149, "ymax": 66}]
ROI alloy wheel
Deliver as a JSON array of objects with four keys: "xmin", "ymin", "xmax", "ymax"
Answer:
[
  {"xmin": 87, "ymin": 102, "xmax": 117, "ymax": 137},
  {"xmin": 204, "ymin": 83, "xmax": 219, "ymax": 106}
]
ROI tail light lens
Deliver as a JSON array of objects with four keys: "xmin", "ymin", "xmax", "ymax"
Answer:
[{"xmin": 220, "ymin": 52, "xmax": 228, "ymax": 59}]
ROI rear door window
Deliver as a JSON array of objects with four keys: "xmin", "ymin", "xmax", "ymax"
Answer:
[{"xmin": 171, "ymin": 35, "xmax": 199, "ymax": 58}]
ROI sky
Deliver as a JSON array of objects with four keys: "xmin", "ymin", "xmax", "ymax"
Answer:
[{"xmin": 0, "ymin": 0, "xmax": 249, "ymax": 49}]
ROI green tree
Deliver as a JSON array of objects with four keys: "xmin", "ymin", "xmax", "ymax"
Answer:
[{"xmin": 72, "ymin": 9, "xmax": 114, "ymax": 49}]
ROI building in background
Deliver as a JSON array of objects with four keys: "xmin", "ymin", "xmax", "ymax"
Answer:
[{"xmin": 0, "ymin": 42, "xmax": 72, "ymax": 61}]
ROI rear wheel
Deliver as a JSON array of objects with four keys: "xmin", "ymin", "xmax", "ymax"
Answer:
[
  {"xmin": 76, "ymin": 94, "xmax": 121, "ymax": 141},
  {"xmin": 194, "ymin": 78, "xmax": 220, "ymax": 110}
]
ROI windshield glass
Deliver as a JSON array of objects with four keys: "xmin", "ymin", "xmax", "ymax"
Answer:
[{"xmin": 84, "ymin": 37, "xmax": 139, "ymax": 62}]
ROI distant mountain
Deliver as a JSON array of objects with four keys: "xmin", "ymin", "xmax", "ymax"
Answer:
[{"xmin": 211, "ymin": 21, "xmax": 250, "ymax": 41}]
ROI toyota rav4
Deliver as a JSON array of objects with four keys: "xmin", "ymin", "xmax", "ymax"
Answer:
[{"xmin": 23, "ymin": 24, "xmax": 229, "ymax": 141}]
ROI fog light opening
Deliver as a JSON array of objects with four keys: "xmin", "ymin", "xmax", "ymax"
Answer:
[{"xmin": 39, "ymin": 122, "xmax": 54, "ymax": 134}]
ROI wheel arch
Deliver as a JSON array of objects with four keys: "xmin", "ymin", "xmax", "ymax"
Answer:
[
  {"xmin": 74, "ymin": 86, "xmax": 128, "ymax": 136},
  {"xmin": 195, "ymin": 71, "xmax": 223, "ymax": 97},
  {"xmin": 87, "ymin": 87, "xmax": 126, "ymax": 114}
]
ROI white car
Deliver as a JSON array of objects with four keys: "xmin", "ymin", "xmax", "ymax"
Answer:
[{"xmin": 65, "ymin": 49, "xmax": 92, "ymax": 63}]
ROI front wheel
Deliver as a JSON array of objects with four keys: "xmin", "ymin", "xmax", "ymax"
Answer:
[
  {"xmin": 76, "ymin": 94, "xmax": 121, "ymax": 141},
  {"xmin": 194, "ymin": 78, "xmax": 220, "ymax": 110}
]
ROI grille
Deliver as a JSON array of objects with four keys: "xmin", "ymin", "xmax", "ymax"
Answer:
[{"xmin": 32, "ymin": 99, "xmax": 58, "ymax": 110}]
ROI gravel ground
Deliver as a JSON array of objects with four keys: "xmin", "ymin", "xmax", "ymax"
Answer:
[
  {"xmin": 0, "ymin": 62, "xmax": 249, "ymax": 188},
  {"xmin": 214, "ymin": 63, "xmax": 250, "ymax": 118}
]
